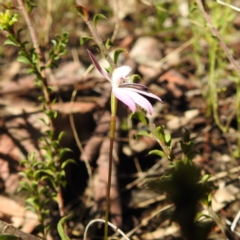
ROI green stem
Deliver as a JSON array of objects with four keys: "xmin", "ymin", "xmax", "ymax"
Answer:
[
  {"xmin": 209, "ymin": 40, "xmax": 226, "ymax": 132},
  {"xmin": 77, "ymin": 6, "xmax": 118, "ymax": 238},
  {"xmin": 104, "ymin": 94, "xmax": 118, "ymax": 240}
]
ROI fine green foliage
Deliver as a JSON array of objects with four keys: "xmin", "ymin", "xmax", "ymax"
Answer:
[
  {"xmin": 146, "ymin": 127, "xmax": 213, "ymax": 240},
  {"xmin": 0, "ymin": 4, "xmax": 73, "ymax": 239},
  {"xmin": 46, "ymin": 32, "xmax": 69, "ymax": 68}
]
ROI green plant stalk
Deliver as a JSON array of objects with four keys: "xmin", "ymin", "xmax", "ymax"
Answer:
[
  {"xmin": 104, "ymin": 93, "xmax": 118, "ymax": 240},
  {"xmin": 209, "ymin": 40, "xmax": 226, "ymax": 132},
  {"xmin": 76, "ymin": 5, "xmax": 118, "ymax": 238}
]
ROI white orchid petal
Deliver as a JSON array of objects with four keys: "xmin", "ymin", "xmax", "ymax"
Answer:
[
  {"xmin": 114, "ymin": 88, "xmax": 153, "ymax": 115},
  {"xmin": 112, "ymin": 87, "xmax": 136, "ymax": 113},
  {"xmin": 112, "ymin": 66, "xmax": 132, "ymax": 85},
  {"xmin": 124, "ymin": 90, "xmax": 153, "ymax": 115}
]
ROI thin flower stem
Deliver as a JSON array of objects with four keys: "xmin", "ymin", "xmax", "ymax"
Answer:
[
  {"xmin": 209, "ymin": 40, "xmax": 226, "ymax": 132},
  {"xmin": 78, "ymin": 5, "xmax": 118, "ymax": 239},
  {"xmin": 104, "ymin": 94, "xmax": 118, "ymax": 240}
]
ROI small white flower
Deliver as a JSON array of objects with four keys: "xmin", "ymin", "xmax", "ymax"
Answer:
[{"xmin": 87, "ymin": 49, "xmax": 163, "ymax": 115}]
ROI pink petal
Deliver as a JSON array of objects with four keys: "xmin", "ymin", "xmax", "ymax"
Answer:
[
  {"xmin": 123, "ymin": 87, "xmax": 163, "ymax": 103},
  {"xmin": 114, "ymin": 88, "xmax": 153, "ymax": 115},
  {"xmin": 112, "ymin": 66, "xmax": 132, "ymax": 85},
  {"xmin": 112, "ymin": 88, "xmax": 136, "ymax": 113},
  {"xmin": 87, "ymin": 49, "xmax": 111, "ymax": 81}
]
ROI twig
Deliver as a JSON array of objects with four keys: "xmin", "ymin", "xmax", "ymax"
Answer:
[
  {"xmin": 206, "ymin": 206, "xmax": 236, "ymax": 240},
  {"xmin": 231, "ymin": 210, "xmax": 240, "ymax": 232},
  {"xmin": 0, "ymin": 220, "xmax": 40, "ymax": 240},
  {"xmin": 16, "ymin": 0, "xmax": 42, "ymax": 62},
  {"xmin": 69, "ymin": 87, "xmax": 93, "ymax": 200},
  {"xmin": 208, "ymin": 165, "xmax": 240, "ymax": 182},
  {"xmin": 16, "ymin": 0, "xmax": 53, "ymax": 131},
  {"xmin": 121, "ymin": 204, "xmax": 173, "ymax": 240}
]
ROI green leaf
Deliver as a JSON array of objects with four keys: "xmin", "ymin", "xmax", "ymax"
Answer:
[
  {"xmin": 57, "ymin": 215, "xmax": 72, "ymax": 240},
  {"xmin": 0, "ymin": 234, "xmax": 21, "ymax": 240},
  {"xmin": 47, "ymin": 86, "xmax": 53, "ymax": 93},
  {"xmin": 105, "ymin": 38, "xmax": 113, "ymax": 50},
  {"xmin": 61, "ymin": 159, "xmax": 76, "ymax": 169},
  {"xmin": 155, "ymin": 126, "xmax": 166, "ymax": 143},
  {"xmin": 131, "ymin": 111, "xmax": 148, "ymax": 125},
  {"xmin": 19, "ymin": 159, "xmax": 28, "ymax": 165},
  {"xmin": 18, "ymin": 181, "xmax": 32, "ymax": 192},
  {"xmin": 4, "ymin": 38, "xmax": 18, "ymax": 46},
  {"xmin": 93, "ymin": 13, "xmax": 107, "ymax": 27},
  {"xmin": 17, "ymin": 56, "xmax": 30, "ymax": 64},
  {"xmin": 45, "ymin": 129, "xmax": 53, "ymax": 139},
  {"xmin": 79, "ymin": 36, "xmax": 93, "ymax": 46},
  {"xmin": 52, "ymin": 140, "xmax": 59, "ymax": 150},
  {"xmin": 113, "ymin": 48, "xmax": 126, "ymax": 64},
  {"xmin": 18, "ymin": 172, "xmax": 28, "ymax": 178},
  {"xmin": 195, "ymin": 212, "xmax": 210, "ymax": 221},
  {"xmin": 39, "ymin": 117, "xmax": 49, "ymax": 126},
  {"xmin": 25, "ymin": 197, "xmax": 39, "ymax": 211},
  {"xmin": 59, "ymin": 148, "xmax": 71, "ymax": 158},
  {"xmin": 201, "ymin": 174, "xmax": 210, "ymax": 184},
  {"xmin": 130, "ymin": 74, "xmax": 141, "ymax": 83},
  {"xmin": 33, "ymin": 169, "xmax": 55, "ymax": 178},
  {"xmin": 148, "ymin": 149, "xmax": 167, "ymax": 158},
  {"xmin": 39, "ymin": 186, "xmax": 48, "ymax": 195},
  {"xmin": 53, "ymin": 110, "xmax": 58, "ymax": 119},
  {"xmin": 58, "ymin": 131, "xmax": 66, "ymax": 141},
  {"xmin": 25, "ymin": 206, "xmax": 37, "ymax": 214},
  {"xmin": 164, "ymin": 133, "xmax": 172, "ymax": 146},
  {"xmin": 137, "ymin": 130, "xmax": 152, "ymax": 137},
  {"xmin": 32, "ymin": 161, "xmax": 46, "ymax": 168}
]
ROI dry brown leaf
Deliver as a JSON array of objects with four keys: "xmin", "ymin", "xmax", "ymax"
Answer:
[{"xmin": 0, "ymin": 195, "xmax": 38, "ymax": 233}]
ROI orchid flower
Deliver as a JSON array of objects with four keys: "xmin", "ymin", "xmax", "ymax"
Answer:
[{"xmin": 87, "ymin": 50, "xmax": 163, "ymax": 115}]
